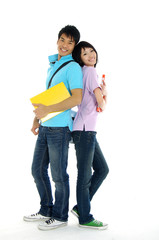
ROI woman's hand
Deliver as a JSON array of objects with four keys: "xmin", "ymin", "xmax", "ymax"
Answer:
[{"xmin": 100, "ymin": 80, "xmax": 107, "ymax": 98}]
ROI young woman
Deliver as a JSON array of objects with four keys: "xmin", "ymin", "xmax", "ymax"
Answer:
[{"xmin": 71, "ymin": 41, "xmax": 109, "ymax": 230}]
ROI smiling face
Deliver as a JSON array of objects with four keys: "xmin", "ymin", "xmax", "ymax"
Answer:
[
  {"xmin": 57, "ymin": 33, "xmax": 75, "ymax": 60},
  {"xmin": 80, "ymin": 47, "xmax": 97, "ymax": 67}
]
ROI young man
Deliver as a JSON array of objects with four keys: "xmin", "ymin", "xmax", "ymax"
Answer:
[{"xmin": 24, "ymin": 25, "xmax": 83, "ymax": 230}]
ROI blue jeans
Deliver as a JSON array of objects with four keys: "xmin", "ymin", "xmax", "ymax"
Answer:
[
  {"xmin": 31, "ymin": 126, "xmax": 71, "ymax": 222},
  {"xmin": 72, "ymin": 131, "xmax": 109, "ymax": 224}
]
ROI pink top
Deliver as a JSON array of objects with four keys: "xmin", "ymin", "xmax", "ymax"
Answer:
[{"xmin": 73, "ymin": 66, "xmax": 100, "ymax": 131}]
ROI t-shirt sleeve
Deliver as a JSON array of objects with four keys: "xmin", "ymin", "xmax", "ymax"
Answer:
[
  {"xmin": 86, "ymin": 67, "xmax": 100, "ymax": 94},
  {"xmin": 67, "ymin": 62, "xmax": 83, "ymax": 90}
]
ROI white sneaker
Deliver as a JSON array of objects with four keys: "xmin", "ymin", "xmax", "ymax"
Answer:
[
  {"xmin": 38, "ymin": 218, "xmax": 67, "ymax": 230},
  {"xmin": 23, "ymin": 213, "xmax": 50, "ymax": 222}
]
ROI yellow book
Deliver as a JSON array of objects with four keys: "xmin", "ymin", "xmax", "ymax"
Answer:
[{"xmin": 30, "ymin": 82, "xmax": 71, "ymax": 122}]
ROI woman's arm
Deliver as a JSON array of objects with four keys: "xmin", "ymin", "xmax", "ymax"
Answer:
[
  {"xmin": 94, "ymin": 88, "xmax": 106, "ymax": 111},
  {"xmin": 94, "ymin": 79, "xmax": 107, "ymax": 111}
]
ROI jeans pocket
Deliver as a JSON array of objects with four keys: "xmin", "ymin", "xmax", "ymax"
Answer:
[
  {"xmin": 48, "ymin": 127, "xmax": 62, "ymax": 133},
  {"xmin": 87, "ymin": 131, "xmax": 96, "ymax": 144},
  {"xmin": 47, "ymin": 128, "xmax": 64, "ymax": 146},
  {"xmin": 72, "ymin": 132, "xmax": 81, "ymax": 144}
]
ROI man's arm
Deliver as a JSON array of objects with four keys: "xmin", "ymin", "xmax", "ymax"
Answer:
[
  {"xmin": 33, "ymin": 88, "xmax": 82, "ymax": 120},
  {"xmin": 31, "ymin": 116, "xmax": 40, "ymax": 135}
]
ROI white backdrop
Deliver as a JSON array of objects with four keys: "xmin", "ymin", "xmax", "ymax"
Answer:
[{"xmin": 0, "ymin": 0, "xmax": 159, "ymax": 239}]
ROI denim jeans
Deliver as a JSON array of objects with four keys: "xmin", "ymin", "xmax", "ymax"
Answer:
[
  {"xmin": 31, "ymin": 126, "xmax": 71, "ymax": 222},
  {"xmin": 72, "ymin": 131, "xmax": 109, "ymax": 224}
]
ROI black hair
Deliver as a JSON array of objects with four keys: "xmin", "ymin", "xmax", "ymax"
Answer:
[
  {"xmin": 58, "ymin": 25, "xmax": 80, "ymax": 45},
  {"xmin": 72, "ymin": 41, "xmax": 98, "ymax": 67}
]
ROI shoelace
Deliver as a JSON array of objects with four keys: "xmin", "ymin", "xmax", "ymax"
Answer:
[
  {"xmin": 31, "ymin": 213, "xmax": 39, "ymax": 217},
  {"xmin": 93, "ymin": 220, "xmax": 102, "ymax": 225},
  {"xmin": 46, "ymin": 218, "xmax": 55, "ymax": 225}
]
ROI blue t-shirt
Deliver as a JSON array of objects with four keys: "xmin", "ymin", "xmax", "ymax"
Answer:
[{"xmin": 41, "ymin": 54, "xmax": 83, "ymax": 131}]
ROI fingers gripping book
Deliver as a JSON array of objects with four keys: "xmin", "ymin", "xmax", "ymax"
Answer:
[{"xmin": 30, "ymin": 82, "xmax": 71, "ymax": 122}]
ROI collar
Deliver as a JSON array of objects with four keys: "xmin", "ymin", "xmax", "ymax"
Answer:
[{"xmin": 48, "ymin": 54, "xmax": 73, "ymax": 64}]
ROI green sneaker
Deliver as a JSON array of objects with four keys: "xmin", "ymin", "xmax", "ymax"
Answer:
[
  {"xmin": 71, "ymin": 207, "xmax": 79, "ymax": 218},
  {"xmin": 79, "ymin": 220, "xmax": 108, "ymax": 230}
]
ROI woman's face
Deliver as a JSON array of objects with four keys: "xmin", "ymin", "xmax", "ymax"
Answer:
[{"xmin": 81, "ymin": 47, "xmax": 97, "ymax": 67}]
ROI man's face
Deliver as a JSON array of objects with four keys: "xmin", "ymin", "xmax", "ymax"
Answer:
[{"xmin": 57, "ymin": 33, "xmax": 75, "ymax": 60}]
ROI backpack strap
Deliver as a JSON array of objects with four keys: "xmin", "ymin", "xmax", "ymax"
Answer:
[{"xmin": 47, "ymin": 60, "xmax": 75, "ymax": 89}]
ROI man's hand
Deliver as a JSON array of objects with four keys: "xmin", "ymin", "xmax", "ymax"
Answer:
[
  {"xmin": 33, "ymin": 104, "xmax": 50, "ymax": 120},
  {"xmin": 31, "ymin": 117, "xmax": 40, "ymax": 135}
]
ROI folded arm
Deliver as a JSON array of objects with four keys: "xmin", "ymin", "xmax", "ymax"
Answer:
[
  {"xmin": 33, "ymin": 88, "xmax": 82, "ymax": 120},
  {"xmin": 94, "ymin": 80, "xmax": 107, "ymax": 111}
]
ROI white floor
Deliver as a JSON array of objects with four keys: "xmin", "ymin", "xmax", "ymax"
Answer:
[{"xmin": 0, "ymin": 211, "xmax": 159, "ymax": 240}]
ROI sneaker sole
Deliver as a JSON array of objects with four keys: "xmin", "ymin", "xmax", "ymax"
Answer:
[
  {"xmin": 23, "ymin": 217, "xmax": 51, "ymax": 222},
  {"xmin": 38, "ymin": 222, "xmax": 68, "ymax": 231},
  {"xmin": 71, "ymin": 209, "xmax": 79, "ymax": 219},
  {"xmin": 79, "ymin": 224, "xmax": 108, "ymax": 230}
]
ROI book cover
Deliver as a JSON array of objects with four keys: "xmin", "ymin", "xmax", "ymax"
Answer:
[{"xmin": 30, "ymin": 82, "xmax": 71, "ymax": 122}]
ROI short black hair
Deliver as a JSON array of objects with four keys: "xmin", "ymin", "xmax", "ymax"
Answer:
[
  {"xmin": 58, "ymin": 25, "xmax": 80, "ymax": 45},
  {"xmin": 72, "ymin": 41, "xmax": 98, "ymax": 67}
]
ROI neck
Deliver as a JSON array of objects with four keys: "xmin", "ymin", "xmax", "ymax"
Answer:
[{"xmin": 58, "ymin": 54, "xmax": 62, "ymax": 61}]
